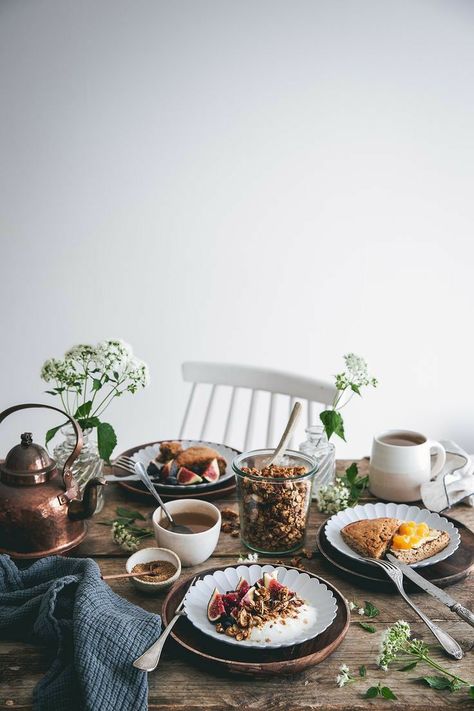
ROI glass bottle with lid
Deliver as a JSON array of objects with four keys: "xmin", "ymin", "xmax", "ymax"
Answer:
[{"xmin": 299, "ymin": 425, "xmax": 336, "ymax": 498}]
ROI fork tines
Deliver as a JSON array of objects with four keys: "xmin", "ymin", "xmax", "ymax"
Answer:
[{"xmin": 114, "ymin": 455, "xmax": 137, "ymax": 474}]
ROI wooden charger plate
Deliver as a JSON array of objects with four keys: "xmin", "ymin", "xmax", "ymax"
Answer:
[
  {"xmin": 162, "ymin": 565, "xmax": 350, "ymax": 677},
  {"xmin": 317, "ymin": 516, "xmax": 474, "ymax": 592}
]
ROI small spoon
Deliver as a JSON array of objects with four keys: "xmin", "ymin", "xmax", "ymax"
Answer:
[
  {"xmin": 134, "ymin": 461, "xmax": 193, "ymax": 534},
  {"xmin": 102, "ymin": 564, "xmax": 166, "ymax": 581},
  {"xmin": 265, "ymin": 401, "xmax": 303, "ymax": 467}
]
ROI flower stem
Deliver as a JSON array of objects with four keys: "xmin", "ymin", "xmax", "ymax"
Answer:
[{"xmin": 421, "ymin": 654, "xmax": 469, "ymax": 685}]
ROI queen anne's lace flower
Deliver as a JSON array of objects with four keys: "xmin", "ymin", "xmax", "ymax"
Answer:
[
  {"xmin": 40, "ymin": 358, "xmax": 78, "ymax": 387},
  {"xmin": 343, "ymin": 353, "xmax": 378, "ymax": 388},
  {"xmin": 95, "ymin": 339, "xmax": 133, "ymax": 371},
  {"xmin": 378, "ymin": 620, "xmax": 411, "ymax": 670},
  {"xmin": 335, "ymin": 664, "xmax": 353, "ymax": 687},
  {"xmin": 125, "ymin": 356, "xmax": 150, "ymax": 392},
  {"xmin": 317, "ymin": 478, "xmax": 350, "ymax": 514},
  {"xmin": 112, "ymin": 522, "xmax": 140, "ymax": 552}
]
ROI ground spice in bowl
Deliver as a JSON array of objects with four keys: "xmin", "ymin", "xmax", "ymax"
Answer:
[{"xmin": 131, "ymin": 560, "xmax": 177, "ymax": 583}]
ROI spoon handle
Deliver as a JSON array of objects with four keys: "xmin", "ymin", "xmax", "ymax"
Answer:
[
  {"xmin": 266, "ymin": 401, "xmax": 302, "ymax": 467},
  {"xmin": 134, "ymin": 462, "xmax": 175, "ymax": 528},
  {"xmin": 102, "ymin": 571, "xmax": 157, "ymax": 581}
]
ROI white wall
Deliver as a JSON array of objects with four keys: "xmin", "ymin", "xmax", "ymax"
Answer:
[{"xmin": 1, "ymin": 0, "xmax": 473, "ymax": 459}]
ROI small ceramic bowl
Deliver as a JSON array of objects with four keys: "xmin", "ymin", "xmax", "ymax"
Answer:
[
  {"xmin": 153, "ymin": 499, "xmax": 221, "ymax": 566},
  {"xmin": 126, "ymin": 547, "xmax": 181, "ymax": 594}
]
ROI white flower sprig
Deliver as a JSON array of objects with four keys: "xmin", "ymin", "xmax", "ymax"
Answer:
[
  {"xmin": 320, "ymin": 353, "xmax": 377, "ymax": 442},
  {"xmin": 237, "ymin": 552, "xmax": 259, "ymax": 564},
  {"xmin": 41, "ymin": 339, "xmax": 149, "ymax": 461},
  {"xmin": 378, "ymin": 620, "xmax": 473, "ymax": 696}
]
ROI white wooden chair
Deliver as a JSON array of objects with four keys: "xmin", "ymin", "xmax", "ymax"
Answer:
[{"xmin": 179, "ymin": 361, "xmax": 337, "ymax": 452}]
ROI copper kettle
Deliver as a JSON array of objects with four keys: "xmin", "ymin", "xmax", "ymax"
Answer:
[{"xmin": 0, "ymin": 403, "xmax": 106, "ymax": 559}]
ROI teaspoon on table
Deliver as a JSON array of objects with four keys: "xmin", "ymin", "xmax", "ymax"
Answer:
[{"xmin": 134, "ymin": 461, "xmax": 193, "ymax": 534}]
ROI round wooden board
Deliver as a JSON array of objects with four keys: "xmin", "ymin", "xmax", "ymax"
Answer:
[
  {"xmin": 317, "ymin": 516, "xmax": 474, "ymax": 592},
  {"xmin": 113, "ymin": 439, "xmax": 238, "ymax": 501},
  {"xmin": 162, "ymin": 565, "xmax": 350, "ymax": 677}
]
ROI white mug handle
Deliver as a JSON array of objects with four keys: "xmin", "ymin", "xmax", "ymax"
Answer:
[{"xmin": 428, "ymin": 440, "xmax": 446, "ymax": 480}]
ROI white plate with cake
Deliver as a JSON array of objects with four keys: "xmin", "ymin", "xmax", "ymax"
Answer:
[
  {"xmin": 115, "ymin": 439, "xmax": 239, "ymax": 491},
  {"xmin": 325, "ymin": 502, "xmax": 461, "ymax": 568},
  {"xmin": 183, "ymin": 564, "xmax": 338, "ymax": 648}
]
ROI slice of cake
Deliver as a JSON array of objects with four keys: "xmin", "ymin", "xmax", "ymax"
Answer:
[
  {"xmin": 341, "ymin": 517, "xmax": 402, "ymax": 559},
  {"xmin": 389, "ymin": 521, "xmax": 450, "ymax": 564}
]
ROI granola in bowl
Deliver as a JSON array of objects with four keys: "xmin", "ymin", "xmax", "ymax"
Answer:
[{"xmin": 207, "ymin": 571, "xmax": 310, "ymax": 642}]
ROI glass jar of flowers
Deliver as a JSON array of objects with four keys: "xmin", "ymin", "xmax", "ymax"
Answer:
[
  {"xmin": 40, "ymin": 339, "xmax": 149, "ymax": 514},
  {"xmin": 300, "ymin": 353, "xmax": 377, "ymax": 505}
]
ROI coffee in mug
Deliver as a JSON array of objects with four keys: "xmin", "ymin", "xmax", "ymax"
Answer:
[{"xmin": 369, "ymin": 429, "xmax": 446, "ymax": 502}]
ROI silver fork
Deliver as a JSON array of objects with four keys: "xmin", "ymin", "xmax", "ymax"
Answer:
[
  {"xmin": 366, "ymin": 558, "xmax": 463, "ymax": 659},
  {"xmin": 105, "ymin": 455, "xmax": 144, "ymax": 481},
  {"xmin": 132, "ymin": 576, "xmax": 198, "ymax": 672}
]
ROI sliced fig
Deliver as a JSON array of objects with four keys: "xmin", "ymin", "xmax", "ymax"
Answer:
[
  {"xmin": 241, "ymin": 585, "xmax": 256, "ymax": 608},
  {"xmin": 207, "ymin": 588, "xmax": 225, "ymax": 623},
  {"xmin": 160, "ymin": 459, "xmax": 174, "ymax": 480},
  {"xmin": 201, "ymin": 458, "xmax": 220, "ymax": 483},
  {"xmin": 147, "ymin": 461, "xmax": 160, "ymax": 477},
  {"xmin": 263, "ymin": 571, "xmax": 285, "ymax": 595},
  {"xmin": 222, "ymin": 592, "xmax": 239, "ymax": 613},
  {"xmin": 235, "ymin": 577, "xmax": 250, "ymax": 599},
  {"xmin": 177, "ymin": 467, "xmax": 203, "ymax": 485}
]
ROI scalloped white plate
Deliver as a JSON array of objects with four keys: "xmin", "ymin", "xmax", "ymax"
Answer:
[
  {"xmin": 183, "ymin": 564, "xmax": 338, "ymax": 648},
  {"xmin": 130, "ymin": 440, "xmax": 239, "ymax": 490},
  {"xmin": 326, "ymin": 502, "xmax": 461, "ymax": 568}
]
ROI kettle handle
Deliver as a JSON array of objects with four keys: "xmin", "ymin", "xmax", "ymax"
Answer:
[{"xmin": 0, "ymin": 403, "xmax": 83, "ymax": 495}]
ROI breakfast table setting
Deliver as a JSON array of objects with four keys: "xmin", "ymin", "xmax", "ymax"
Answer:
[{"xmin": 0, "ymin": 344, "xmax": 473, "ymax": 710}]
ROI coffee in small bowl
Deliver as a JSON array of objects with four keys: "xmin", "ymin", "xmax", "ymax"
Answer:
[{"xmin": 153, "ymin": 499, "xmax": 221, "ymax": 566}]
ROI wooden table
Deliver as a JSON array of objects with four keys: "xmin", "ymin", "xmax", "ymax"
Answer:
[{"xmin": 1, "ymin": 461, "xmax": 473, "ymax": 709}]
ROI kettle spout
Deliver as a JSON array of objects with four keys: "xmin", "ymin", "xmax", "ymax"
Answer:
[{"xmin": 68, "ymin": 477, "xmax": 107, "ymax": 520}]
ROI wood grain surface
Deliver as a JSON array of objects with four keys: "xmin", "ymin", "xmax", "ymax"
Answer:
[{"xmin": 1, "ymin": 460, "xmax": 473, "ymax": 710}]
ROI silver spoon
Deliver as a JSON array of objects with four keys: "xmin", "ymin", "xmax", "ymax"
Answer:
[
  {"xmin": 265, "ymin": 401, "xmax": 303, "ymax": 467},
  {"xmin": 134, "ymin": 462, "xmax": 193, "ymax": 534}
]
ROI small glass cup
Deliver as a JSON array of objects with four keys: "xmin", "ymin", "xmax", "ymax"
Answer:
[{"xmin": 233, "ymin": 449, "xmax": 318, "ymax": 555}]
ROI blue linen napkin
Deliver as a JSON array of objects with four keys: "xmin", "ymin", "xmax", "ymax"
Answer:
[{"xmin": 0, "ymin": 555, "xmax": 161, "ymax": 711}]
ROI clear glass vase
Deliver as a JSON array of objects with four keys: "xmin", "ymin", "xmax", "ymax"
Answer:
[
  {"xmin": 299, "ymin": 425, "xmax": 336, "ymax": 499},
  {"xmin": 53, "ymin": 426, "xmax": 104, "ymax": 514}
]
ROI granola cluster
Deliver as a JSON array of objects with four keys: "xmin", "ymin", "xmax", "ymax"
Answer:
[
  {"xmin": 220, "ymin": 507, "xmax": 240, "ymax": 537},
  {"xmin": 215, "ymin": 576, "xmax": 304, "ymax": 641},
  {"xmin": 237, "ymin": 465, "xmax": 312, "ymax": 553}
]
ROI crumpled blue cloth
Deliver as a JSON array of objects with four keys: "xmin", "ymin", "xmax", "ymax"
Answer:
[{"xmin": 0, "ymin": 555, "xmax": 161, "ymax": 711}]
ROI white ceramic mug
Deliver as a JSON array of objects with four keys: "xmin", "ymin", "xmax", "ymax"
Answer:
[
  {"xmin": 152, "ymin": 499, "xmax": 221, "ymax": 567},
  {"xmin": 369, "ymin": 429, "xmax": 446, "ymax": 503}
]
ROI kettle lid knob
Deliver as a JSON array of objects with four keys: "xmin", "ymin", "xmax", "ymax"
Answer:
[{"xmin": 21, "ymin": 432, "xmax": 33, "ymax": 446}]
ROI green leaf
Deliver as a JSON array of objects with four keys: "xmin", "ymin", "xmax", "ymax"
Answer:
[
  {"xmin": 77, "ymin": 416, "xmax": 100, "ymax": 430},
  {"xmin": 363, "ymin": 601, "xmax": 380, "ymax": 618},
  {"xmin": 364, "ymin": 686, "xmax": 379, "ymax": 698},
  {"xmin": 381, "ymin": 686, "xmax": 397, "ymax": 700},
  {"xmin": 319, "ymin": 410, "xmax": 346, "ymax": 442},
  {"xmin": 45, "ymin": 390, "xmax": 58, "ymax": 396},
  {"xmin": 74, "ymin": 401, "xmax": 92, "ymax": 419},
  {"xmin": 350, "ymin": 383, "xmax": 361, "ymax": 395},
  {"xmin": 470, "ymin": 686, "xmax": 474, "ymax": 698},
  {"xmin": 420, "ymin": 676, "xmax": 452, "ymax": 690},
  {"xmin": 116, "ymin": 507, "xmax": 145, "ymax": 521},
  {"xmin": 448, "ymin": 679, "xmax": 463, "ymax": 693},
  {"xmin": 92, "ymin": 378, "xmax": 102, "ymax": 391},
  {"xmin": 97, "ymin": 421, "xmax": 117, "ymax": 463},
  {"xmin": 45, "ymin": 422, "xmax": 67, "ymax": 446},
  {"xmin": 359, "ymin": 665, "xmax": 366, "ymax": 677},
  {"xmin": 358, "ymin": 622, "xmax": 376, "ymax": 633},
  {"xmin": 344, "ymin": 462, "xmax": 358, "ymax": 483},
  {"xmin": 113, "ymin": 370, "xmax": 120, "ymax": 381},
  {"xmin": 399, "ymin": 661, "xmax": 418, "ymax": 671}
]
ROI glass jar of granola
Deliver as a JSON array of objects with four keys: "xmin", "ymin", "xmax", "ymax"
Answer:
[{"xmin": 233, "ymin": 449, "xmax": 318, "ymax": 555}]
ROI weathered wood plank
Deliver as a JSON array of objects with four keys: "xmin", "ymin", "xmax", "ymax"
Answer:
[{"xmin": 1, "ymin": 462, "xmax": 473, "ymax": 710}]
